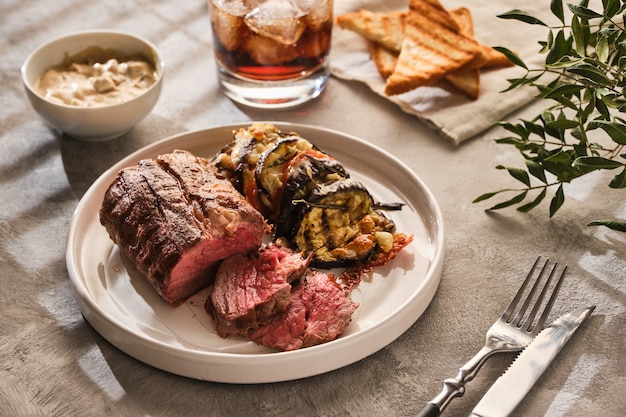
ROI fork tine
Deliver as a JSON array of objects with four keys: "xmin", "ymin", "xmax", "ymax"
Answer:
[
  {"xmin": 532, "ymin": 264, "xmax": 567, "ymax": 332},
  {"xmin": 501, "ymin": 256, "xmax": 542, "ymax": 322},
  {"xmin": 510, "ymin": 257, "xmax": 551, "ymax": 327},
  {"xmin": 503, "ymin": 257, "xmax": 567, "ymax": 336}
]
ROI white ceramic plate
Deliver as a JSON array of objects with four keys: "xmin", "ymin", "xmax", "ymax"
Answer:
[{"xmin": 66, "ymin": 122, "xmax": 444, "ymax": 383}]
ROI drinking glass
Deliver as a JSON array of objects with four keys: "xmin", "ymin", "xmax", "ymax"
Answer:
[{"xmin": 208, "ymin": 0, "xmax": 333, "ymax": 108}]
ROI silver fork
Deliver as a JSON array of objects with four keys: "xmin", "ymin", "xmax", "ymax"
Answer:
[{"xmin": 414, "ymin": 256, "xmax": 568, "ymax": 417}]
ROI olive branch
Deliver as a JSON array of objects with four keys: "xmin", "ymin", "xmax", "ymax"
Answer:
[{"xmin": 474, "ymin": 0, "xmax": 626, "ymax": 233}]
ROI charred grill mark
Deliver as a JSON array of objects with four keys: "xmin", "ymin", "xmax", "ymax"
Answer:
[
  {"xmin": 154, "ymin": 155, "xmax": 207, "ymax": 230},
  {"xmin": 321, "ymin": 207, "xmax": 336, "ymax": 251}
]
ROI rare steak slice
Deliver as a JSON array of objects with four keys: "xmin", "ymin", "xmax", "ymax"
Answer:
[
  {"xmin": 99, "ymin": 149, "xmax": 268, "ymax": 307},
  {"xmin": 207, "ymin": 244, "xmax": 311, "ymax": 338},
  {"xmin": 247, "ymin": 270, "xmax": 360, "ymax": 351}
]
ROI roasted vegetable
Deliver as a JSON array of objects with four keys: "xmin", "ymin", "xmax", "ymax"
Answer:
[
  {"xmin": 213, "ymin": 123, "xmax": 283, "ymax": 194},
  {"xmin": 291, "ymin": 179, "xmax": 397, "ymax": 267},
  {"xmin": 274, "ymin": 152, "xmax": 349, "ymax": 238},
  {"xmin": 213, "ymin": 123, "xmax": 409, "ymax": 268},
  {"xmin": 254, "ymin": 136, "xmax": 316, "ymax": 218}
]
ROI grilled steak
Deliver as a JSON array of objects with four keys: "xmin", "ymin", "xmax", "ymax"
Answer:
[
  {"xmin": 99, "ymin": 149, "xmax": 268, "ymax": 307},
  {"xmin": 247, "ymin": 270, "xmax": 360, "ymax": 351},
  {"xmin": 207, "ymin": 244, "xmax": 311, "ymax": 337}
]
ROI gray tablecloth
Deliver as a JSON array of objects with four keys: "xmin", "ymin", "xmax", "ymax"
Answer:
[{"xmin": 1, "ymin": 0, "xmax": 625, "ymax": 416}]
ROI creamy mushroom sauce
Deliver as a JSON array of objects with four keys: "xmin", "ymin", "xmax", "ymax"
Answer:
[{"xmin": 35, "ymin": 47, "xmax": 157, "ymax": 107}]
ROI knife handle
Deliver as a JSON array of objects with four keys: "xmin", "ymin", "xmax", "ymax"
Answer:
[{"xmin": 414, "ymin": 403, "xmax": 441, "ymax": 417}]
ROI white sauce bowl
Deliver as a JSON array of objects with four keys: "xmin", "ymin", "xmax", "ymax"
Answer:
[{"xmin": 21, "ymin": 30, "xmax": 164, "ymax": 141}]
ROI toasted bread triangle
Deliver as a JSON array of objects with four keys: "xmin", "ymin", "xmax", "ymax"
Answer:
[
  {"xmin": 408, "ymin": 0, "xmax": 460, "ymax": 32},
  {"xmin": 367, "ymin": 41, "xmax": 399, "ymax": 79},
  {"xmin": 444, "ymin": 7, "xmax": 481, "ymax": 99},
  {"xmin": 335, "ymin": 2, "xmax": 514, "ymax": 98},
  {"xmin": 384, "ymin": 9, "xmax": 481, "ymax": 95},
  {"xmin": 336, "ymin": 9, "xmax": 405, "ymax": 52}
]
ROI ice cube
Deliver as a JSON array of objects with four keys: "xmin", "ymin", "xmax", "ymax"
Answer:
[
  {"xmin": 213, "ymin": 0, "xmax": 252, "ymax": 16},
  {"xmin": 246, "ymin": 34, "xmax": 299, "ymax": 65},
  {"xmin": 292, "ymin": 0, "xmax": 328, "ymax": 14},
  {"xmin": 244, "ymin": 0, "xmax": 306, "ymax": 45},
  {"xmin": 211, "ymin": 0, "xmax": 249, "ymax": 51},
  {"xmin": 296, "ymin": 0, "xmax": 332, "ymax": 30}
]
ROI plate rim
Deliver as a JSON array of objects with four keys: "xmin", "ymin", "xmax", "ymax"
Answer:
[{"xmin": 66, "ymin": 122, "xmax": 445, "ymax": 383}]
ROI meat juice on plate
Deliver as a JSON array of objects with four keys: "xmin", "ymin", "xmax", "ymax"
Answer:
[{"xmin": 210, "ymin": 0, "xmax": 333, "ymax": 82}]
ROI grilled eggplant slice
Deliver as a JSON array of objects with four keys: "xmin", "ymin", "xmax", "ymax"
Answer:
[
  {"xmin": 213, "ymin": 123, "xmax": 283, "ymax": 194},
  {"xmin": 274, "ymin": 153, "xmax": 349, "ymax": 238},
  {"xmin": 292, "ymin": 179, "xmax": 397, "ymax": 268},
  {"xmin": 254, "ymin": 136, "xmax": 315, "ymax": 217}
]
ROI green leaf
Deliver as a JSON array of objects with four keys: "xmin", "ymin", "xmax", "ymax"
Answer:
[
  {"xmin": 540, "ymin": 37, "xmax": 551, "ymax": 54},
  {"xmin": 499, "ymin": 121, "xmax": 528, "ymax": 138},
  {"xmin": 546, "ymin": 119, "xmax": 579, "ymax": 129},
  {"xmin": 595, "ymin": 96, "xmax": 611, "ymax": 119},
  {"xmin": 542, "ymin": 84, "xmax": 584, "ymax": 98},
  {"xmin": 546, "ymin": 56, "xmax": 585, "ymax": 69},
  {"xmin": 493, "ymin": 47, "xmax": 528, "ymax": 70},
  {"xmin": 602, "ymin": 0, "xmax": 621, "ymax": 18},
  {"xmin": 497, "ymin": 9, "xmax": 549, "ymax": 26},
  {"xmin": 553, "ymin": 94, "xmax": 579, "ymax": 111},
  {"xmin": 573, "ymin": 134, "xmax": 589, "ymax": 155},
  {"xmin": 543, "ymin": 151, "xmax": 582, "ymax": 181},
  {"xmin": 609, "ymin": 168, "xmax": 626, "ymax": 188},
  {"xmin": 496, "ymin": 165, "xmax": 531, "ymax": 186},
  {"xmin": 517, "ymin": 188, "xmax": 547, "ymax": 212},
  {"xmin": 571, "ymin": 14, "xmax": 587, "ymax": 56},
  {"xmin": 572, "ymin": 156, "xmax": 623, "ymax": 173},
  {"xmin": 495, "ymin": 137, "xmax": 527, "ymax": 146},
  {"xmin": 588, "ymin": 120, "xmax": 626, "ymax": 144},
  {"xmin": 551, "ymin": 0, "xmax": 565, "ymax": 23},
  {"xmin": 541, "ymin": 109, "xmax": 556, "ymax": 125},
  {"xmin": 473, "ymin": 190, "xmax": 509, "ymax": 203},
  {"xmin": 587, "ymin": 220, "xmax": 626, "ymax": 232},
  {"xmin": 600, "ymin": 93, "xmax": 623, "ymax": 109},
  {"xmin": 567, "ymin": 64, "xmax": 613, "ymax": 85},
  {"xmin": 580, "ymin": 94, "xmax": 596, "ymax": 121},
  {"xmin": 547, "ymin": 30, "xmax": 571, "ymax": 65},
  {"xmin": 596, "ymin": 34, "xmax": 610, "ymax": 62},
  {"xmin": 525, "ymin": 159, "xmax": 548, "ymax": 183},
  {"xmin": 567, "ymin": 3, "xmax": 603, "ymax": 18},
  {"xmin": 545, "ymin": 150, "xmax": 572, "ymax": 164},
  {"xmin": 487, "ymin": 191, "xmax": 529, "ymax": 211},
  {"xmin": 522, "ymin": 119, "xmax": 546, "ymax": 139},
  {"xmin": 549, "ymin": 184, "xmax": 565, "ymax": 217}
]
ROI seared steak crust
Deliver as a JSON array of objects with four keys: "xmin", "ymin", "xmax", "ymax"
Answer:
[{"xmin": 99, "ymin": 149, "xmax": 268, "ymax": 307}]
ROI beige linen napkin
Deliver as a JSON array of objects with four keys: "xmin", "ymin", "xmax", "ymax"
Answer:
[{"xmin": 330, "ymin": 0, "xmax": 553, "ymax": 145}]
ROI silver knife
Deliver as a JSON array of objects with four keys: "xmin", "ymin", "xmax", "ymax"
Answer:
[{"xmin": 469, "ymin": 305, "xmax": 595, "ymax": 417}]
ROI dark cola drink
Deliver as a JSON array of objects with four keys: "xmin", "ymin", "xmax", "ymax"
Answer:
[{"xmin": 209, "ymin": 0, "xmax": 333, "ymax": 108}]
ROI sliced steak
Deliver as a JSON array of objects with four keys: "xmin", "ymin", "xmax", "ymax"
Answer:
[
  {"xmin": 99, "ymin": 149, "xmax": 268, "ymax": 307},
  {"xmin": 207, "ymin": 244, "xmax": 311, "ymax": 338},
  {"xmin": 247, "ymin": 270, "xmax": 360, "ymax": 351}
]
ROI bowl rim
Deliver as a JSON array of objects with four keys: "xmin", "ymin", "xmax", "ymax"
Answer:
[{"xmin": 21, "ymin": 29, "xmax": 165, "ymax": 110}]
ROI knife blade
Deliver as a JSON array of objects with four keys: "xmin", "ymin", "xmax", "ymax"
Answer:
[{"xmin": 469, "ymin": 305, "xmax": 595, "ymax": 417}]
